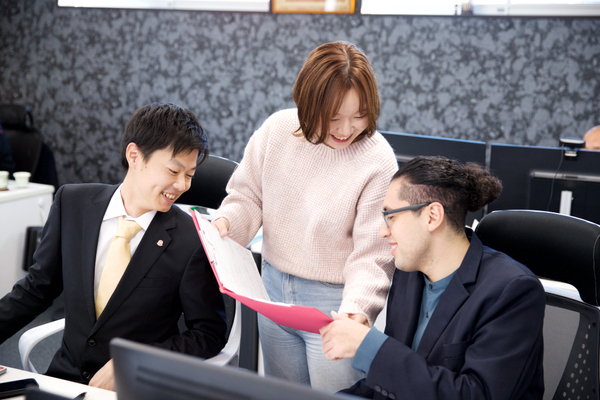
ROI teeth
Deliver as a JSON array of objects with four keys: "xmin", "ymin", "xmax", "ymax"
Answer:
[
  {"xmin": 162, "ymin": 192, "xmax": 176, "ymax": 200},
  {"xmin": 333, "ymin": 135, "xmax": 349, "ymax": 140}
]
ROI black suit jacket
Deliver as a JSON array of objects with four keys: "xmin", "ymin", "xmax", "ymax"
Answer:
[
  {"xmin": 0, "ymin": 184, "xmax": 226, "ymax": 383},
  {"xmin": 343, "ymin": 233, "xmax": 545, "ymax": 400}
]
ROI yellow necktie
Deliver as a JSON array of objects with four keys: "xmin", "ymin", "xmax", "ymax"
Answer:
[{"xmin": 95, "ymin": 216, "xmax": 142, "ymax": 318}]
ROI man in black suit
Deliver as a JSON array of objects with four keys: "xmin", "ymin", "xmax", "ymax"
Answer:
[
  {"xmin": 0, "ymin": 103, "xmax": 227, "ymax": 390},
  {"xmin": 320, "ymin": 156, "xmax": 545, "ymax": 400}
]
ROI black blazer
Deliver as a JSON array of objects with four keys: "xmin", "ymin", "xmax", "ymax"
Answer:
[
  {"xmin": 343, "ymin": 233, "xmax": 545, "ymax": 400},
  {"xmin": 0, "ymin": 184, "xmax": 226, "ymax": 383}
]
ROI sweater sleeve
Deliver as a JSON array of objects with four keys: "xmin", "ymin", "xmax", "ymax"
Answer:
[
  {"xmin": 338, "ymin": 142, "xmax": 398, "ymax": 326},
  {"xmin": 214, "ymin": 117, "xmax": 269, "ymax": 247}
]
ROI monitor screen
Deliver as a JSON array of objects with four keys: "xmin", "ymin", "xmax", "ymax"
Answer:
[
  {"xmin": 489, "ymin": 144, "xmax": 600, "ymax": 225},
  {"xmin": 380, "ymin": 131, "xmax": 487, "ymax": 226},
  {"xmin": 380, "ymin": 131, "xmax": 486, "ymax": 166},
  {"xmin": 111, "ymin": 338, "xmax": 359, "ymax": 400}
]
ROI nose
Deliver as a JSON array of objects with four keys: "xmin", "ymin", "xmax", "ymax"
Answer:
[
  {"xmin": 339, "ymin": 119, "xmax": 352, "ymax": 137},
  {"xmin": 379, "ymin": 220, "xmax": 390, "ymax": 238},
  {"xmin": 173, "ymin": 174, "xmax": 188, "ymax": 192}
]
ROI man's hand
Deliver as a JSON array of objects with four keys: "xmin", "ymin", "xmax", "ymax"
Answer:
[
  {"xmin": 89, "ymin": 359, "xmax": 115, "ymax": 391},
  {"xmin": 212, "ymin": 218, "xmax": 230, "ymax": 237},
  {"xmin": 320, "ymin": 311, "xmax": 371, "ymax": 361}
]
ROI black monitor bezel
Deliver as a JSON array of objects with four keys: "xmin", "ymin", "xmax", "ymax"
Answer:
[{"xmin": 111, "ymin": 338, "xmax": 358, "ymax": 400}]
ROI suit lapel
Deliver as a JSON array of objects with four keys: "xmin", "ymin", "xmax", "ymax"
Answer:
[
  {"xmin": 416, "ymin": 234, "xmax": 484, "ymax": 358},
  {"xmin": 390, "ymin": 271, "xmax": 424, "ymax": 347},
  {"xmin": 81, "ymin": 185, "xmax": 119, "ymax": 324},
  {"xmin": 92, "ymin": 208, "xmax": 175, "ymax": 332}
]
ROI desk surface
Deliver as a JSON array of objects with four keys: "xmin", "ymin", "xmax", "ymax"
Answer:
[
  {"xmin": 0, "ymin": 367, "xmax": 116, "ymax": 400},
  {"xmin": 0, "ymin": 181, "xmax": 54, "ymax": 204}
]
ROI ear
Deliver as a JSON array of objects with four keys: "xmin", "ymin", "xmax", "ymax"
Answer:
[
  {"xmin": 425, "ymin": 202, "xmax": 445, "ymax": 232},
  {"xmin": 125, "ymin": 143, "xmax": 142, "ymax": 169}
]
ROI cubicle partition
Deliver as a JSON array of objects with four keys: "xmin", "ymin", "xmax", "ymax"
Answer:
[{"xmin": 488, "ymin": 144, "xmax": 600, "ymax": 225}]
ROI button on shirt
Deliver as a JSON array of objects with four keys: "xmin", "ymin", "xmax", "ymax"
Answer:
[
  {"xmin": 93, "ymin": 186, "xmax": 156, "ymax": 300},
  {"xmin": 352, "ymin": 270, "xmax": 456, "ymax": 374}
]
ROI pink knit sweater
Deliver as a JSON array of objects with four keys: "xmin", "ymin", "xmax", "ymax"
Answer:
[{"xmin": 215, "ymin": 108, "xmax": 398, "ymax": 325}]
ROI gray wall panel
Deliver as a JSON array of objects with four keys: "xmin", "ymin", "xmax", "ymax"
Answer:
[{"xmin": 1, "ymin": 1, "xmax": 599, "ymax": 184}]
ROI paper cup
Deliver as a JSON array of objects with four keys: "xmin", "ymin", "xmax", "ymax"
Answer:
[{"xmin": 13, "ymin": 171, "xmax": 31, "ymax": 188}]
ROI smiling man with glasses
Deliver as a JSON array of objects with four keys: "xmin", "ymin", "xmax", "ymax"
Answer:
[{"xmin": 320, "ymin": 156, "xmax": 546, "ymax": 400}]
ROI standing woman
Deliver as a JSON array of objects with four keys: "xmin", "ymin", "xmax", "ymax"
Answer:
[{"xmin": 213, "ymin": 41, "xmax": 397, "ymax": 391}]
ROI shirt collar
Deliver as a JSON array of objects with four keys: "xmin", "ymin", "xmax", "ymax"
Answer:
[
  {"xmin": 423, "ymin": 270, "xmax": 456, "ymax": 293},
  {"xmin": 103, "ymin": 185, "xmax": 157, "ymax": 231}
]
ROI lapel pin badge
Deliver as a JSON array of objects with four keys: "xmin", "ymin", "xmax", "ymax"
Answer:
[{"xmin": 157, "ymin": 240, "xmax": 163, "ymax": 247}]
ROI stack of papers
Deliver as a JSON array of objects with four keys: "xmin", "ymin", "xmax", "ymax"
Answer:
[{"xmin": 192, "ymin": 210, "xmax": 332, "ymax": 334}]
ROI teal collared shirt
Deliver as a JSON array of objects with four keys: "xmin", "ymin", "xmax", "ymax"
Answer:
[
  {"xmin": 411, "ymin": 271, "xmax": 456, "ymax": 351},
  {"xmin": 352, "ymin": 271, "xmax": 456, "ymax": 374}
]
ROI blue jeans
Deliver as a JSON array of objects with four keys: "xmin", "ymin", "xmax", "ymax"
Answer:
[{"xmin": 258, "ymin": 261, "xmax": 365, "ymax": 391}]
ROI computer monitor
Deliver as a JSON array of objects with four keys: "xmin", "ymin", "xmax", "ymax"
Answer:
[
  {"xmin": 488, "ymin": 144, "xmax": 600, "ymax": 225},
  {"xmin": 380, "ymin": 131, "xmax": 487, "ymax": 166},
  {"xmin": 380, "ymin": 131, "xmax": 487, "ymax": 226},
  {"xmin": 110, "ymin": 338, "xmax": 358, "ymax": 400}
]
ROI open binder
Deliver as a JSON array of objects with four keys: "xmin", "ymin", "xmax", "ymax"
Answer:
[{"xmin": 191, "ymin": 210, "xmax": 332, "ymax": 334}]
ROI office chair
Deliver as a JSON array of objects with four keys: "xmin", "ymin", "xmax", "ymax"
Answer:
[
  {"xmin": 475, "ymin": 210, "xmax": 600, "ymax": 400},
  {"xmin": 175, "ymin": 154, "xmax": 238, "ymax": 210},
  {"xmin": 19, "ymin": 154, "xmax": 243, "ymax": 372},
  {"xmin": 0, "ymin": 104, "xmax": 59, "ymax": 191},
  {"xmin": 18, "ymin": 298, "xmax": 242, "ymax": 373},
  {"xmin": 0, "ymin": 104, "xmax": 42, "ymax": 174}
]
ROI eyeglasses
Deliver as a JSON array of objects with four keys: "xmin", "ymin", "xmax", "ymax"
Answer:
[{"xmin": 382, "ymin": 202, "xmax": 432, "ymax": 228}]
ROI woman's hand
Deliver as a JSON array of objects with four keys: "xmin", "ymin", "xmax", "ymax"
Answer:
[
  {"xmin": 212, "ymin": 218, "xmax": 230, "ymax": 237},
  {"xmin": 341, "ymin": 313, "xmax": 369, "ymax": 326}
]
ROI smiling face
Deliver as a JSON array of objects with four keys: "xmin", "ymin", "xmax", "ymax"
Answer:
[
  {"xmin": 121, "ymin": 143, "xmax": 198, "ymax": 217},
  {"xmin": 379, "ymin": 179, "xmax": 431, "ymax": 273},
  {"xmin": 324, "ymin": 89, "xmax": 369, "ymax": 150}
]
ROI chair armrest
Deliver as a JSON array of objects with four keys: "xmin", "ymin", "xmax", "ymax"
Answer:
[
  {"xmin": 18, "ymin": 318, "xmax": 65, "ymax": 373},
  {"xmin": 540, "ymin": 278, "xmax": 583, "ymax": 302}
]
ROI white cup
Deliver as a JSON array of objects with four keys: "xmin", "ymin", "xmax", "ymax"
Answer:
[
  {"xmin": 0, "ymin": 171, "xmax": 8, "ymax": 190},
  {"xmin": 13, "ymin": 171, "xmax": 31, "ymax": 188}
]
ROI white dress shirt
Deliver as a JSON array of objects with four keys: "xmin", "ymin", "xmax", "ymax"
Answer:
[{"xmin": 94, "ymin": 186, "xmax": 157, "ymax": 300}]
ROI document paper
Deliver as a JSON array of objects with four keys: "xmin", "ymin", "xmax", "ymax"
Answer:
[{"xmin": 191, "ymin": 210, "xmax": 332, "ymax": 333}]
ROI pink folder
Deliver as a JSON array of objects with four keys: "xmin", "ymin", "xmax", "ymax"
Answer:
[{"xmin": 191, "ymin": 210, "xmax": 332, "ymax": 334}]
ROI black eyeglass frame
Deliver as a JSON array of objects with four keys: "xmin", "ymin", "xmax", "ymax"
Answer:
[{"xmin": 382, "ymin": 202, "xmax": 432, "ymax": 228}]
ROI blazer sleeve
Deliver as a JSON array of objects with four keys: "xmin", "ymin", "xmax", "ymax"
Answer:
[
  {"xmin": 150, "ymin": 242, "xmax": 227, "ymax": 359},
  {"xmin": 364, "ymin": 275, "xmax": 545, "ymax": 400},
  {"xmin": 0, "ymin": 185, "xmax": 65, "ymax": 343}
]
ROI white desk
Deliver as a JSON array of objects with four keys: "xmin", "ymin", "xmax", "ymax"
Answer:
[
  {"xmin": 0, "ymin": 367, "xmax": 116, "ymax": 399},
  {"xmin": 0, "ymin": 181, "xmax": 54, "ymax": 297}
]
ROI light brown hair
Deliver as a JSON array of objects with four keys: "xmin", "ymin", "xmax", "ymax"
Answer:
[{"xmin": 292, "ymin": 41, "xmax": 380, "ymax": 145}]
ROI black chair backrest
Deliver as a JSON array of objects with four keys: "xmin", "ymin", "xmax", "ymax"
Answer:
[
  {"xmin": 176, "ymin": 155, "xmax": 239, "ymax": 210},
  {"xmin": 475, "ymin": 210, "xmax": 600, "ymax": 306},
  {"xmin": 543, "ymin": 293, "xmax": 599, "ymax": 400},
  {"xmin": 175, "ymin": 154, "xmax": 239, "ymax": 340},
  {"xmin": 0, "ymin": 104, "xmax": 43, "ymax": 174}
]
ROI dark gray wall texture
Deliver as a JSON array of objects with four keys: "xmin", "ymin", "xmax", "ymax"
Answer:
[{"xmin": 1, "ymin": 0, "xmax": 599, "ymax": 185}]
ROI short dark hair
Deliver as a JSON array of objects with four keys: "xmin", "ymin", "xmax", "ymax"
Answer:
[
  {"xmin": 293, "ymin": 41, "xmax": 380, "ymax": 145},
  {"xmin": 392, "ymin": 156, "xmax": 502, "ymax": 233},
  {"xmin": 120, "ymin": 103, "xmax": 209, "ymax": 170}
]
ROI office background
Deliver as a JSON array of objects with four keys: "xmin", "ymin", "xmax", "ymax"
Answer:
[{"xmin": 1, "ymin": 0, "xmax": 599, "ymax": 186}]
